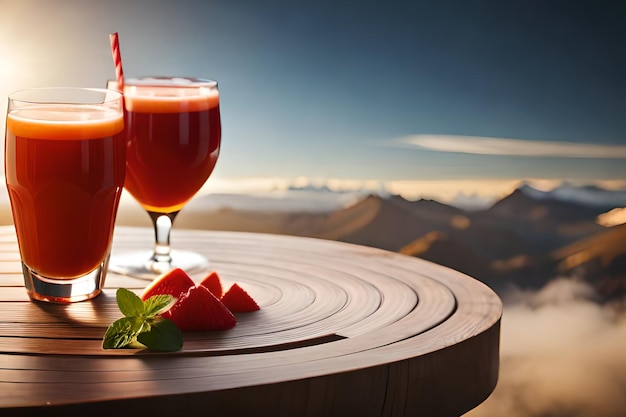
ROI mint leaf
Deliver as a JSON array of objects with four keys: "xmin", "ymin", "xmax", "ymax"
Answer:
[
  {"xmin": 143, "ymin": 294, "xmax": 177, "ymax": 318},
  {"xmin": 102, "ymin": 316, "xmax": 145, "ymax": 349},
  {"xmin": 137, "ymin": 317, "xmax": 183, "ymax": 352},
  {"xmin": 116, "ymin": 288, "xmax": 145, "ymax": 318},
  {"xmin": 103, "ymin": 288, "xmax": 183, "ymax": 351}
]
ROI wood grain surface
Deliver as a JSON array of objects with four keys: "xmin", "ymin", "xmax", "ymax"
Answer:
[{"xmin": 0, "ymin": 226, "xmax": 502, "ymax": 417}]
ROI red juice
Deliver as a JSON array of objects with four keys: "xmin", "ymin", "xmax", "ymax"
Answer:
[
  {"xmin": 123, "ymin": 84, "xmax": 221, "ymax": 213},
  {"xmin": 5, "ymin": 110, "xmax": 126, "ymax": 278}
]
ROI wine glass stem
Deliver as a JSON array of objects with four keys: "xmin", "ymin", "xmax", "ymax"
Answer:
[{"xmin": 148, "ymin": 211, "xmax": 179, "ymax": 265}]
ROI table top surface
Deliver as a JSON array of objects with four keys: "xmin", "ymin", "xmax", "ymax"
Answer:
[{"xmin": 0, "ymin": 225, "xmax": 502, "ymax": 417}]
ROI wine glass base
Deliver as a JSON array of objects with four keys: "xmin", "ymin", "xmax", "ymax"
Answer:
[{"xmin": 108, "ymin": 250, "xmax": 210, "ymax": 280}]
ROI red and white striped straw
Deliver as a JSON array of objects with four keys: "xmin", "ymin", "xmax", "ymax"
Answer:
[{"xmin": 109, "ymin": 32, "xmax": 125, "ymax": 91}]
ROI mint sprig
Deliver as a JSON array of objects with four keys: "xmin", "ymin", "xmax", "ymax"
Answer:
[{"xmin": 102, "ymin": 288, "xmax": 183, "ymax": 352}]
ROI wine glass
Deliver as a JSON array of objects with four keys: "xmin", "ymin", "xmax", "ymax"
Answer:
[{"xmin": 109, "ymin": 77, "xmax": 221, "ymax": 278}]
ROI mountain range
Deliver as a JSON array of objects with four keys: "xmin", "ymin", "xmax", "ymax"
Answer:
[{"xmin": 161, "ymin": 183, "xmax": 626, "ymax": 302}]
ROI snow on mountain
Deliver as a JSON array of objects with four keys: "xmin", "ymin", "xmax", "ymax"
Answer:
[
  {"xmin": 518, "ymin": 182, "xmax": 626, "ymax": 208},
  {"xmin": 185, "ymin": 189, "xmax": 366, "ymax": 213},
  {"xmin": 181, "ymin": 181, "xmax": 626, "ymax": 215}
]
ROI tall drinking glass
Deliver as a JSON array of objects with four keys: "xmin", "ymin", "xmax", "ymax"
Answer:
[
  {"xmin": 109, "ymin": 77, "xmax": 221, "ymax": 278},
  {"xmin": 4, "ymin": 88, "xmax": 126, "ymax": 302}
]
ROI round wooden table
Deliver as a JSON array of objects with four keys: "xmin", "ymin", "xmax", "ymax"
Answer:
[{"xmin": 0, "ymin": 226, "xmax": 501, "ymax": 417}]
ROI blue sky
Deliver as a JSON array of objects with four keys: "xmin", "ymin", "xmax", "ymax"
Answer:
[{"xmin": 1, "ymin": 0, "xmax": 625, "ymax": 201}]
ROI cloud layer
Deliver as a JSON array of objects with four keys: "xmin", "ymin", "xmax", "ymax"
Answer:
[
  {"xmin": 394, "ymin": 135, "xmax": 626, "ymax": 159},
  {"xmin": 466, "ymin": 279, "xmax": 626, "ymax": 417}
]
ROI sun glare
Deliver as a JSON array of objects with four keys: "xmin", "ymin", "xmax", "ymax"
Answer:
[
  {"xmin": 1, "ymin": 41, "xmax": 17, "ymax": 122},
  {"xmin": 0, "ymin": 40, "xmax": 18, "ymax": 87}
]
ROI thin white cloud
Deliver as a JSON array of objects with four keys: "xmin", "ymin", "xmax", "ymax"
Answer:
[{"xmin": 393, "ymin": 135, "xmax": 626, "ymax": 159}]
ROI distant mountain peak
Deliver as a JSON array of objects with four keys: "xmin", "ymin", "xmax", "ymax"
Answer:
[
  {"xmin": 286, "ymin": 184, "xmax": 334, "ymax": 193},
  {"xmin": 516, "ymin": 182, "xmax": 626, "ymax": 209}
]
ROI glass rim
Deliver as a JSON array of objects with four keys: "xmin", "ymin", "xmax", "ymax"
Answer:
[
  {"xmin": 8, "ymin": 87, "xmax": 123, "ymax": 105},
  {"xmin": 124, "ymin": 76, "xmax": 218, "ymax": 88}
]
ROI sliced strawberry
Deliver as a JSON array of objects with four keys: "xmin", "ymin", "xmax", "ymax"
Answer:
[
  {"xmin": 221, "ymin": 283, "xmax": 260, "ymax": 312},
  {"xmin": 199, "ymin": 271, "xmax": 223, "ymax": 299},
  {"xmin": 165, "ymin": 285, "xmax": 237, "ymax": 331},
  {"xmin": 140, "ymin": 268, "xmax": 195, "ymax": 301}
]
